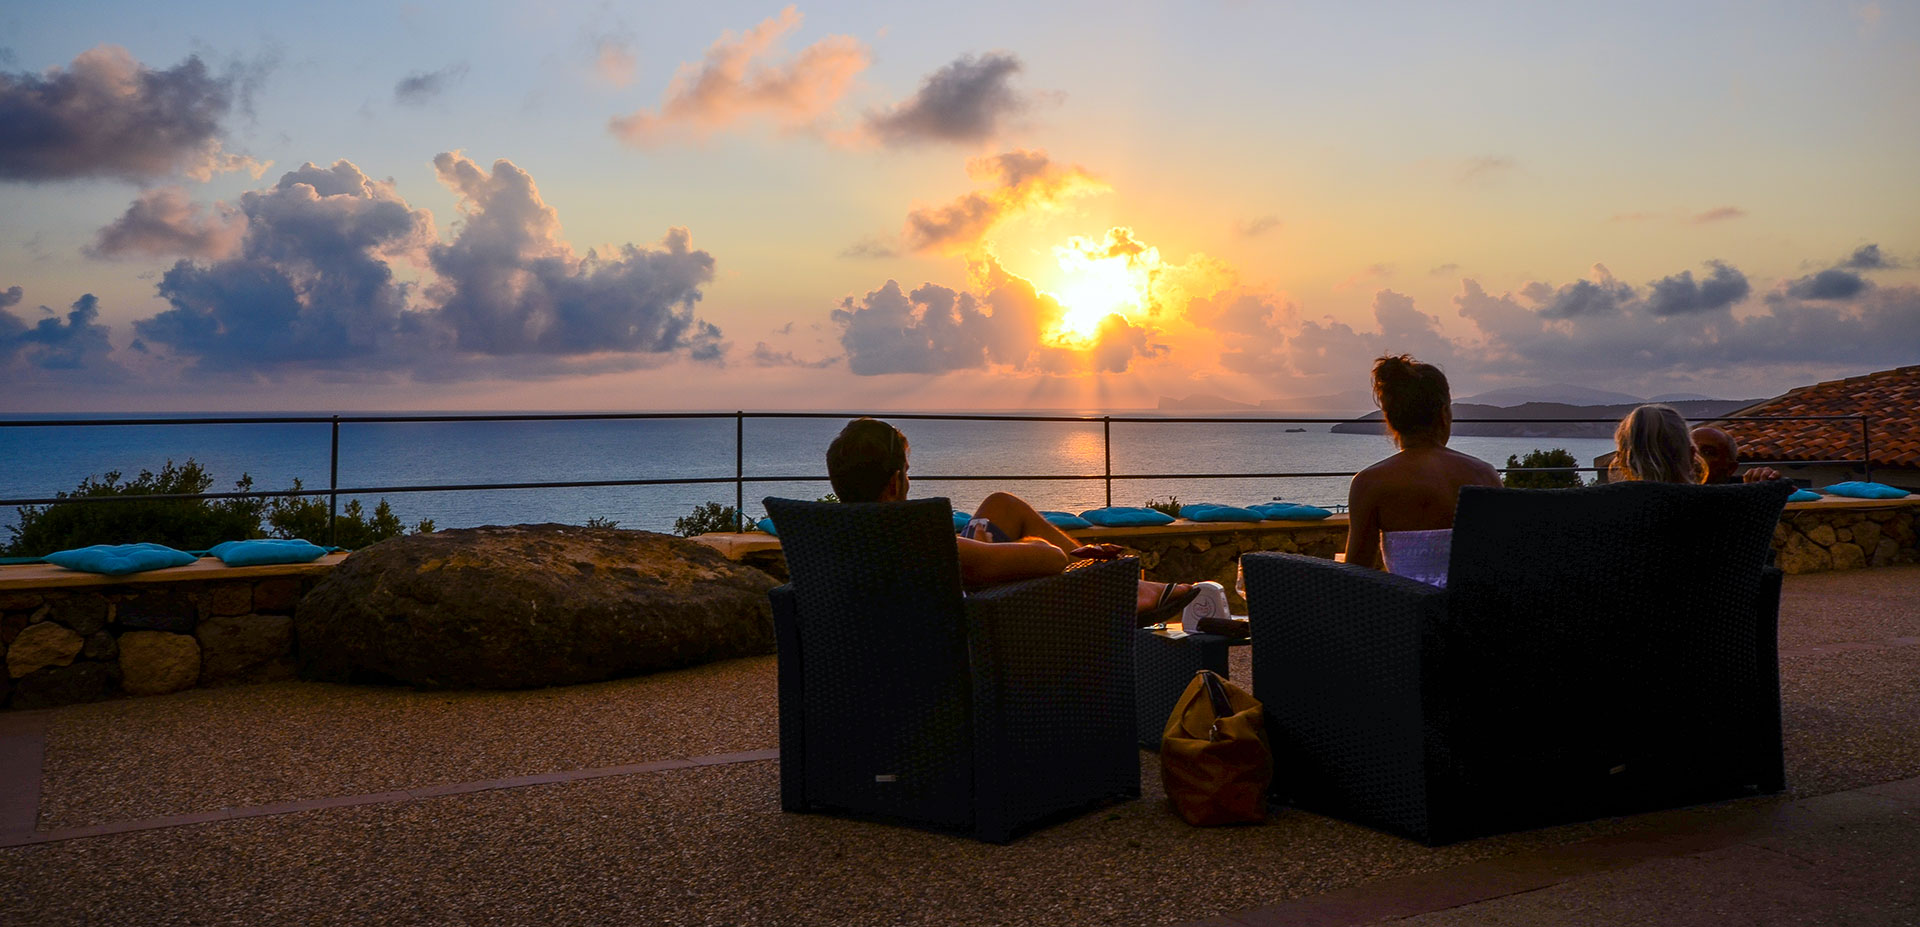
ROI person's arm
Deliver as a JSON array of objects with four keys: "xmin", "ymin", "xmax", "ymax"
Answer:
[
  {"xmin": 955, "ymin": 536, "xmax": 1069, "ymax": 586},
  {"xmin": 1740, "ymin": 466, "xmax": 1784, "ymax": 482},
  {"xmin": 1344, "ymin": 472, "xmax": 1384, "ymax": 570}
]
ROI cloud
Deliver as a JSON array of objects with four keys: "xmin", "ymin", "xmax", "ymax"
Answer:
[
  {"xmin": 1841, "ymin": 243, "xmax": 1897, "ymax": 270},
  {"xmin": 1537, "ymin": 265, "xmax": 1634, "ymax": 319},
  {"xmin": 425, "ymin": 152, "xmax": 718, "ymax": 355},
  {"xmin": 1645, "ymin": 260, "xmax": 1750, "ymax": 315},
  {"xmin": 749, "ymin": 342, "xmax": 838, "ymax": 368},
  {"xmin": 129, "ymin": 154, "xmax": 721, "ymax": 376},
  {"xmin": 394, "ymin": 63, "xmax": 470, "ymax": 105},
  {"xmin": 839, "ymin": 236, "xmax": 898, "ymax": 259},
  {"xmin": 0, "ymin": 45, "xmax": 266, "ymax": 183},
  {"xmin": 1456, "ymin": 156, "xmax": 1516, "ymax": 186},
  {"xmin": 865, "ymin": 53, "xmax": 1028, "ymax": 146},
  {"xmin": 1689, "ymin": 205, "xmax": 1747, "ymax": 223},
  {"xmin": 903, "ymin": 149, "xmax": 1105, "ymax": 254},
  {"xmin": 1335, "ymin": 263, "xmax": 1394, "ymax": 291},
  {"xmin": 1785, "ymin": 268, "xmax": 1869, "ymax": 300},
  {"xmin": 0, "ymin": 292, "xmax": 124, "ymax": 376},
  {"xmin": 592, "ymin": 35, "xmax": 637, "ymax": 88},
  {"xmin": 1429, "ymin": 263, "xmax": 1460, "ymax": 276},
  {"xmin": 830, "ymin": 279, "xmax": 992, "ymax": 375},
  {"xmin": 87, "ymin": 188, "xmax": 246, "ymax": 260},
  {"xmin": 1234, "ymin": 215, "xmax": 1281, "ymax": 239},
  {"xmin": 608, "ymin": 6, "xmax": 867, "ymax": 146}
]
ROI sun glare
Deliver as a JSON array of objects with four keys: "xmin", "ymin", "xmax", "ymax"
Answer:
[{"xmin": 1042, "ymin": 231, "xmax": 1161, "ymax": 346}]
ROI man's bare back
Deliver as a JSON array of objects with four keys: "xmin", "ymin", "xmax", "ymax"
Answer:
[{"xmin": 1345, "ymin": 446, "xmax": 1501, "ymax": 569}]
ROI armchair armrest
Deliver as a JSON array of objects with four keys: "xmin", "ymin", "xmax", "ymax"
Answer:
[{"xmin": 962, "ymin": 557, "xmax": 1142, "ymax": 839}]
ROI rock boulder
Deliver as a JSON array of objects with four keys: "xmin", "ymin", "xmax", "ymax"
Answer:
[{"xmin": 295, "ymin": 524, "xmax": 779, "ymax": 689}]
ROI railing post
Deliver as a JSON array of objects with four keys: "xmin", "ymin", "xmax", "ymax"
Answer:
[
  {"xmin": 328, "ymin": 415, "xmax": 340, "ymax": 547},
  {"xmin": 1861, "ymin": 414, "xmax": 1873, "ymax": 483},
  {"xmin": 736, "ymin": 411, "xmax": 745, "ymax": 532},
  {"xmin": 1103, "ymin": 416, "xmax": 1112, "ymax": 508}
]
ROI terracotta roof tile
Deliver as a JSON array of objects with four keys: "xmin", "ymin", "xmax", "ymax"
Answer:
[{"xmin": 1705, "ymin": 365, "xmax": 1920, "ymax": 469}]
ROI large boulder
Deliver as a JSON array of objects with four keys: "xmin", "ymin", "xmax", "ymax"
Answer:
[{"xmin": 295, "ymin": 524, "xmax": 779, "ymax": 689}]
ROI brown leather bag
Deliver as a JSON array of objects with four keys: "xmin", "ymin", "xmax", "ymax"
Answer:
[{"xmin": 1160, "ymin": 669, "xmax": 1272, "ymax": 826}]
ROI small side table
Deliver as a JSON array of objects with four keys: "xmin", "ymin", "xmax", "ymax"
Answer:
[{"xmin": 1135, "ymin": 627, "xmax": 1252, "ymax": 749}]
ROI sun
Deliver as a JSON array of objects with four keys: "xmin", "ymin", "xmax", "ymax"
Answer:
[{"xmin": 1042, "ymin": 231, "xmax": 1160, "ymax": 346}]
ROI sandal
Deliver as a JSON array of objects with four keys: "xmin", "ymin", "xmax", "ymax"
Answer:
[{"xmin": 1137, "ymin": 582, "xmax": 1202, "ymax": 628}]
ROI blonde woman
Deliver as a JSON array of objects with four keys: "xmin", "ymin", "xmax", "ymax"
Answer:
[{"xmin": 1610, "ymin": 404, "xmax": 1704, "ymax": 484}]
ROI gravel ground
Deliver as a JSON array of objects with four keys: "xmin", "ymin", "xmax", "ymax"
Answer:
[{"xmin": 5, "ymin": 565, "xmax": 1917, "ymax": 927}]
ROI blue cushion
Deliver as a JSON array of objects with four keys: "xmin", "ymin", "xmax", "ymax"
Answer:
[
  {"xmin": 1250, "ymin": 502, "xmax": 1333, "ymax": 520},
  {"xmin": 1787, "ymin": 489, "xmax": 1822, "ymax": 503},
  {"xmin": 43, "ymin": 543, "xmax": 198, "ymax": 576},
  {"xmin": 1820, "ymin": 481, "xmax": 1911, "ymax": 500},
  {"xmin": 1177, "ymin": 503, "xmax": 1265, "ymax": 523},
  {"xmin": 209, "ymin": 539, "xmax": 329, "ymax": 566},
  {"xmin": 755, "ymin": 517, "xmax": 778, "ymax": 536},
  {"xmin": 1041, "ymin": 510, "xmax": 1094, "ymax": 530},
  {"xmin": 1077, "ymin": 506, "xmax": 1176, "ymax": 527},
  {"xmin": 953, "ymin": 511, "xmax": 973, "ymax": 533}
]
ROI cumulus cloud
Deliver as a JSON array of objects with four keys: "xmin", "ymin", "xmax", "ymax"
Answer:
[
  {"xmin": 865, "ymin": 53, "xmax": 1028, "ymax": 146},
  {"xmin": 129, "ymin": 154, "xmax": 721, "ymax": 376},
  {"xmin": 1537, "ymin": 265, "xmax": 1634, "ymax": 319},
  {"xmin": 426, "ymin": 152, "xmax": 717, "ymax": 355},
  {"xmin": 830, "ymin": 279, "xmax": 993, "ymax": 375},
  {"xmin": 0, "ymin": 291, "xmax": 124, "ymax": 376},
  {"xmin": 1645, "ymin": 260, "xmax": 1750, "ymax": 315},
  {"xmin": 0, "ymin": 45, "xmax": 265, "ymax": 183},
  {"xmin": 903, "ymin": 149, "xmax": 1105, "ymax": 254},
  {"xmin": 1785, "ymin": 268, "xmax": 1868, "ymax": 300},
  {"xmin": 750, "ymin": 341, "xmax": 837, "ymax": 368},
  {"xmin": 1841, "ymin": 243, "xmax": 1898, "ymax": 270},
  {"xmin": 394, "ymin": 63, "xmax": 469, "ymax": 105},
  {"xmin": 87, "ymin": 188, "xmax": 246, "ymax": 259},
  {"xmin": 608, "ymin": 6, "xmax": 867, "ymax": 145}
]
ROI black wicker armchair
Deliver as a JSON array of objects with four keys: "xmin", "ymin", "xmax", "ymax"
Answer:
[
  {"xmin": 764, "ymin": 496, "xmax": 1141, "ymax": 843},
  {"xmin": 1245, "ymin": 480, "xmax": 1794, "ymax": 845}
]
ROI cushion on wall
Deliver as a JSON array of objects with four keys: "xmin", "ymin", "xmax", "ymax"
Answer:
[
  {"xmin": 43, "ymin": 543, "xmax": 198, "ymax": 576},
  {"xmin": 208, "ymin": 539, "xmax": 329, "ymax": 566},
  {"xmin": 1249, "ymin": 502, "xmax": 1334, "ymax": 520},
  {"xmin": 1077, "ymin": 506, "xmax": 1177, "ymax": 527},
  {"xmin": 1820, "ymin": 481, "xmax": 1911, "ymax": 500},
  {"xmin": 1041, "ymin": 511, "xmax": 1095, "ymax": 530},
  {"xmin": 1177, "ymin": 503, "xmax": 1266, "ymax": 523}
]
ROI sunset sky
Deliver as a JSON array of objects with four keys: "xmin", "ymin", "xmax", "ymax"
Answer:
[{"xmin": 2, "ymin": 1, "xmax": 1916, "ymax": 412}]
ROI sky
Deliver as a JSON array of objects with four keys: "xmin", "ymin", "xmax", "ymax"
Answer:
[{"xmin": 1, "ymin": 0, "xmax": 1917, "ymax": 412}]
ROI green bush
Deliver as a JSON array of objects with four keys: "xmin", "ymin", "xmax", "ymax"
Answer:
[
  {"xmin": 3, "ymin": 460, "xmax": 266, "ymax": 557},
  {"xmin": 674, "ymin": 501, "xmax": 741, "ymax": 537},
  {"xmin": 584, "ymin": 516, "xmax": 620, "ymax": 529},
  {"xmin": 264, "ymin": 478, "xmax": 434, "ymax": 548},
  {"xmin": 1504, "ymin": 448, "xmax": 1585, "ymax": 489},
  {"xmin": 3, "ymin": 461, "xmax": 433, "ymax": 557},
  {"xmin": 1144, "ymin": 495, "xmax": 1182, "ymax": 517}
]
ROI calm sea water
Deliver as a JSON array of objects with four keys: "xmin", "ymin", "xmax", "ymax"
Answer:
[{"xmin": 0, "ymin": 413, "xmax": 1619, "ymax": 536}]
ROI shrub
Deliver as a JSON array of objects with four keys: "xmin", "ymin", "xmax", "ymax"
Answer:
[
  {"xmin": 674, "ymin": 501, "xmax": 741, "ymax": 537},
  {"xmin": 1144, "ymin": 495, "xmax": 1182, "ymax": 517},
  {"xmin": 1504, "ymin": 448, "xmax": 1585, "ymax": 489},
  {"xmin": 265, "ymin": 479, "xmax": 434, "ymax": 549},
  {"xmin": 585, "ymin": 516, "xmax": 620, "ymax": 529},
  {"xmin": 3, "ymin": 460, "xmax": 267, "ymax": 557}
]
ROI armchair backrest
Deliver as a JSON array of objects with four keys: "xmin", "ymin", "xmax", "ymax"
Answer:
[
  {"xmin": 1433, "ymin": 480, "xmax": 1793, "ymax": 826},
  {"xmin": 762, "ymin": 496, "xmax": 975, "ymax": 821}
]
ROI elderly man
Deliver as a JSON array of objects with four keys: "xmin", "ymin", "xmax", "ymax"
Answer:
[{"xmin": 1691, "ymin": 426, "xmax": 1784, "ymax": 484}]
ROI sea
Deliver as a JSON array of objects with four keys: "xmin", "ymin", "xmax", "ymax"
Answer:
[{"xmin": 0, "ymin": 412, "xmax": 1620, "ymax": 537}]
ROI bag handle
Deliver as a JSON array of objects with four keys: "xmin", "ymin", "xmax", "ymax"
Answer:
[{"xmin": 1200, "ymin": 670, "xmax": 1233, "ymax": 742}]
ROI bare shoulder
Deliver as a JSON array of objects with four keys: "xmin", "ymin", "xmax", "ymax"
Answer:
[{"xmin": 1440, "ymin": 447, "xmax": 1501, "ymax": 485}]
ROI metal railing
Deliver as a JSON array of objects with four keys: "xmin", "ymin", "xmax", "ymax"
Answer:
[{"xmin": 0, "ymin": 411, "xmax": 1876, "ymax": 547}]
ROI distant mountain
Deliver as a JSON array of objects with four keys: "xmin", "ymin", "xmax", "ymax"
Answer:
[
  {"xmin": 1157, "ymin": 393, "xmax": 1257, "ymax": 411},
  {"xmin": 1331, "ymin": 399, "xmax": 1763, "ymax": 438},
  {"xmin": 1648, "ymin": 392, "xmax": 1718, "ymax": 402},
  {"xmin": 1460, "ymin": 383, "xmax": 1645, "ymax": 407},
  {"xmin": 1257, "ymin": 390, "xmax": 1373, "ymax": 414}
]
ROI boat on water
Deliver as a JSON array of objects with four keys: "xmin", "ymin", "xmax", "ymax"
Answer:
[{"xmin": 1285, "ymin": 427, "xmax": 1306, "ymax": 432}]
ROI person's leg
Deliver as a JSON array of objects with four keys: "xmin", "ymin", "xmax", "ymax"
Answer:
[{"xmin": 972, "ymin": 491, "xmax": 1081, "ymax": 553}]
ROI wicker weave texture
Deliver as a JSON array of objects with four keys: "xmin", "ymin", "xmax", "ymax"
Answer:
[
  {"xmin": 765, "ymin": 496, "xmax": 1140, "ymax": 842},
  {"xmin": 1248, "ymin": 480, "xmax": 1793, "ymax": 845}
]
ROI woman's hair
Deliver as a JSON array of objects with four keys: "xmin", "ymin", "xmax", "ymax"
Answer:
[
  {"xmin": 1371, "ymin": 354, "xmax": 1452, "ymax": 448},
  {"xmin": 1611, "ymin": 404, "xmax": 1703, "ymax": 484},
  {"xmin": 825, "ymin": 417, "xmax": 908, "ymax": 502}
]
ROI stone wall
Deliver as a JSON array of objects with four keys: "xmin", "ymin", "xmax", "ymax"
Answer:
[
  {"xmin": 2, "ymin": 572, "xmax": 322, "ymax": 710},
  {"xmin": 1773, "ymin": 502, "xmax": 1918, "ymax": 574}
]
